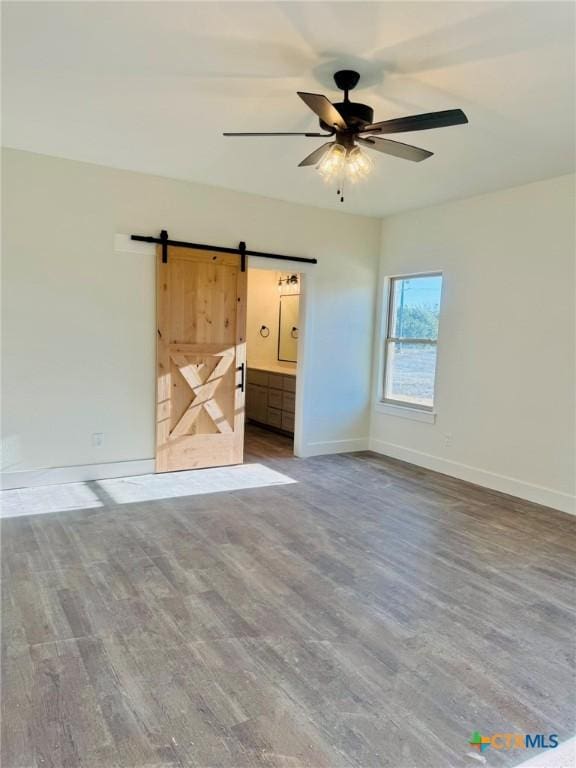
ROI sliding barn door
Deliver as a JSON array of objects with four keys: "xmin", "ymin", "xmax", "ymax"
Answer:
[{"xmin": 156, "ymin": 246, "xmax": 246, "ymax": 472}]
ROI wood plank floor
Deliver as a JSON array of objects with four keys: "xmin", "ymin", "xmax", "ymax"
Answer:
[
  {"xmin": 244, "ymin": 423, "xmax": 294, "ymax": 461},
  {"xmin": 2, "ymin": 427, "xmax": 575, "ymax": 768}
]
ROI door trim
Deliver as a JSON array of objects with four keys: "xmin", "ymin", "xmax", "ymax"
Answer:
[{"xmin": 246, "ymin": 256, "xmax": 315, "ymax": 459}]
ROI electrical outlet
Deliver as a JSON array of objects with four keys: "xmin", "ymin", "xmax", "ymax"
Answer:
[
  {"xmin": 443, "ymin": 432, "xmax": 453, "ymax": 448},
  {"xmin": 91, "ymin": 432, "xmax": 104, "ymax": 447}
]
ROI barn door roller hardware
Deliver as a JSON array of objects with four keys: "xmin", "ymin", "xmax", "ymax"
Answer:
[{"xmin": 130, "ymin": 230, "xmax": 317, "ymax": 270}]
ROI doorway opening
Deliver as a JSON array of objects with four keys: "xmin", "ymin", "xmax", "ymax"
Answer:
[{"xmin": 244, "ymin": 267, "xmax": 301, "ymax": 461}]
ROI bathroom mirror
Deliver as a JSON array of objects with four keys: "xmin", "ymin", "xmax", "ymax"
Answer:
[{"xmin": 278, "ymin": 294, "xmax": 299, "ymax": 363}]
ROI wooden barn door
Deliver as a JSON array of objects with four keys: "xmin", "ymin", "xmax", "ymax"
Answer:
[{"xmin": 156, "ymin": 245, "xmax": 247, "ymax": 472}]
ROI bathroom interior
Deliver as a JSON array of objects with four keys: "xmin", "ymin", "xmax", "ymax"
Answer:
[{"xmin": 245, "ymin": 269, "xmax": 300, "ymax": 457}]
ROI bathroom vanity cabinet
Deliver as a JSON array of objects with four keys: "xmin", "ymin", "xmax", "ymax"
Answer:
[{"xmin": 246, "ymin": 367, "xmax": 296, "ymax": 435}]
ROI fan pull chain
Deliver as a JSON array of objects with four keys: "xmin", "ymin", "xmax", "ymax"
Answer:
[{"xmin": 337, "ymin": 170, "xmax": 345, "ymax": 203}]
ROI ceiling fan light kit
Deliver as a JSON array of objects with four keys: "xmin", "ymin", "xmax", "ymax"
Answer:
[
  {"xmin": 224, "ymin": 69, "xmax": 468, "ymax": 203},
  {"xmin": 345, "ymin": 146, "xmax": 373, "ymax": 182},
  {"xmin": 316, "ymin": 144, "xmax": 373, "ymax": 200},
  {"xmin": 316, "ymin": 144, "xmax": 346, "ymax": 180}
]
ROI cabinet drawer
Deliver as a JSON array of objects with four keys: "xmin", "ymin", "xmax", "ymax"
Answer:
[
  {"xmin": 281, "ymin": 412, "xmax": 295, "ymax": 432},
  {"xmin": 246, "ymin": 384, "xmax": 268, "ymax": 422},
  {"xmin": 282, "ymin": 391, "xmax": 295, "ymax": 413},
  {"xmin": 267, "ymin": 407, "xmax": 282, "ymax": 428},
  {"xmin": 268, "ymin": 389, "xmax": 283, "ymax": 409},
  {"xmin": 282, "ymin": 375, "xmax": 296, "ymax": 392},
  {"xmin": 247, "ymin": 369, "xmax": 268, "ymax": 387},
  {"xmin": 268, "ymin": 373, "xmax": 284, "ymax": 391}
]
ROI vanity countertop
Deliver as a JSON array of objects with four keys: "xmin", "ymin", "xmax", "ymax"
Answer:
[{"xmin": 247, "ymin": 363, "xmax": 297, "ymax": 376}]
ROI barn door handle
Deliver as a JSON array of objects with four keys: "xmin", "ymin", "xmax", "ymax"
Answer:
[{"xmin": 237, "ymin": 363, "xmax": 245, "ymax": 392}]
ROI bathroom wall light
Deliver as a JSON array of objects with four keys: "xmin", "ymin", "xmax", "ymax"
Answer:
[{"xmin": 278, "ymin": 273, "xmax": 299, "ymax": 293}]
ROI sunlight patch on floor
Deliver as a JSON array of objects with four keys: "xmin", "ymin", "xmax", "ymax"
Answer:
[{"xmin": 0, "ymin": 463, "xmax": 297, "ymax": 518}]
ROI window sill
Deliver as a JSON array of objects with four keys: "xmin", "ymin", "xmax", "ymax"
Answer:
[{"xmin": 375, "ymin": 402, "xmax": 436, "ymax": 424}]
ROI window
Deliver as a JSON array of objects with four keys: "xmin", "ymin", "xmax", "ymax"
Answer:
[{"xmin": 383, "ymin": 273, "xmax": 442, "ymax": 410}]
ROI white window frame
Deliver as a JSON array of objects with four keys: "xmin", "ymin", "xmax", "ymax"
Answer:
[{"xmin": 380, "ymin": 271, "xmax": 442, "ymax": 415}]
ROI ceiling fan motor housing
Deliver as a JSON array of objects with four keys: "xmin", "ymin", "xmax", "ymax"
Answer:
[
  {"xmin": 320, "ymin": 70, "xmax": 374, "ymax": 131},
  {"xmin": 322, "ymin": 101, "xmax": 374, "ymax": 132}
]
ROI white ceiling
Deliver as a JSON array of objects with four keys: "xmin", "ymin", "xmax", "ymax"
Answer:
[{"xmin": 2, "ymin": 1, "xmax": 575, "ymax": 217}]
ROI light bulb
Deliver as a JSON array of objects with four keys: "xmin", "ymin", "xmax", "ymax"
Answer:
[
  {"xmin": 316, "ymin": 143, "xmax": 346, "ymax": 181},
  {"xmin": 345, "ymin": 146, "xmax": 373, "ymax": 183}
]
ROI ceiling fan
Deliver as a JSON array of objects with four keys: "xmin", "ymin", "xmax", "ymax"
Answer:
[{"xmin": 224, "ymin": 70, "xmax": 468, "ymax": 201}]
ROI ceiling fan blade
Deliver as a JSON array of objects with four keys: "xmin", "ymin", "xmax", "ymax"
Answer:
[
  {"xmin": 361, "ymin": 108, "xmax": 468, "ymax": 135},
  {"xmin": 297, "ymin": 92, "xmax": 347, "ymax": 131},
  {"xmin": 357, "ymin": 136, "xmax": 433, "ymax": 162},
  {"xmin": 223, "ymin": 132, "xmax": 331, "ymax": 137},
  {"xmin": 298, "ymin": 142, "xmax": 334, "ymax": 167}
]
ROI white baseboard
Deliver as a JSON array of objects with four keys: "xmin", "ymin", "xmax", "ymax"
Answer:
[
  {"xmin": 298, "ymin": 437, "xmax": 370, "ymax": 458},
  {"xmin": 369, "ymin": 438, "xmax": 575, "ymax": 516},
  {"xmin": 6, "ymin": 441, "xmax": 572, "ymax": 515},
  {"xmin": 1, "ymin": 437, "xmax": 371, "ymax": 489},
  {"xmin": 1, "ymin": 459, "xmax": 155, "ymax": 490}
]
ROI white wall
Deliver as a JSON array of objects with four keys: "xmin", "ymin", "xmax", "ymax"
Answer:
[
  {"xmin": 1, "ymin": 148, "xmax": 380, "ymax": 481},
  {"xmin": 370, "ymin": 174, "xmax": 576, "ymax": 514},
  {"xmin": 3, "ymin": 149, "xmax": 574, "ymax": 514},
  {"xmin": 246, "ymin": 268, "xmax": 297, "ymax": 373}
]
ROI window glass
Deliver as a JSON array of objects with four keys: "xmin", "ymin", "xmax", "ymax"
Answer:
[
  {"xmin": 391, "ymin": 275, "xmax": 442, "ymax": 339},
  {"xmin": 384, "ymin": 274, "xmax": 442, "ymax": 409},
  {"xmin": 384, "ymin": 342, "xmax": 437, "ymax": 408}
]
